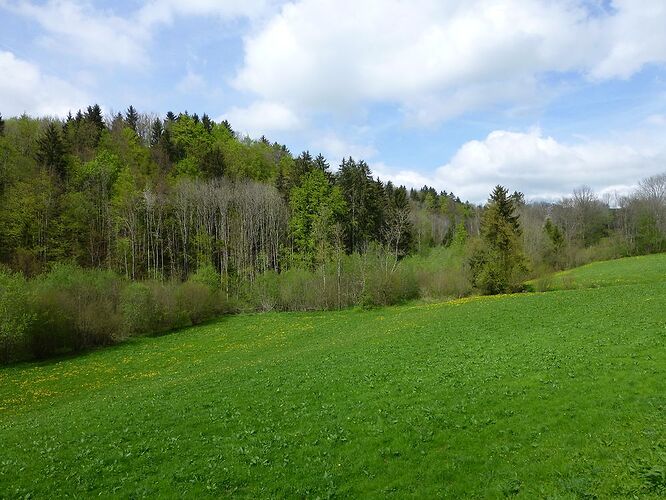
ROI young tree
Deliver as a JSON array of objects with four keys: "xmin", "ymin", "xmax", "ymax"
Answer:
[
  {"xmin": 543, "ymin": 218, "xmax": 565, "ymax": 268},
  {"xmin": 470, "ymin": 185, "xmax": 528, "ymax": 294}
]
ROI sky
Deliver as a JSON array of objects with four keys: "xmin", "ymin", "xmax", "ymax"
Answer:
[{"xmin": 1, "ymin": 0, "xmax": 666, "ymax": 203}]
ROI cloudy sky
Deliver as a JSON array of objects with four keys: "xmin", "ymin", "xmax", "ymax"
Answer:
[{"xmin": 1, "ymin": 0, "xmax": 666, "ymax": 202}]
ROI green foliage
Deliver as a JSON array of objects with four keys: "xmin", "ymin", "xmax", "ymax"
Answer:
[
  {"xmin": 336, "ymin": 158, "xmax": 385, "ymax": 252},
  {"xmin": 1, "ymin": 258, "xmax": 665, "ymax": 497},
  {"xmin": 635, "ymin": 213, "xmax": 666, "ymax": 254},
  {"xmin": 35, "ymin": 122, "xmax": 68, "ymax": 180},
  {"xmin": 289, "ymin": 169, "xmax": 347, "ymax": 267},
  {"xmin": 471, "ymin": 185, "xmax": 528, "ymax": 294},
  {"xmin": 542, "ymin": 218, "xmax": 566, "ymax": 269},
  {"xmin": 0, "ymin": 269, "xmax": 33, "ymax": 362},
  {"xmin": 189, "ymin": 263, "xmax": 221, "ymax": 290}
]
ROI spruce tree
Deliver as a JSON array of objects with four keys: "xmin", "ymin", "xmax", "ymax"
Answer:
[
  {"xmin": 84, "ymin": 104, "xmax": 105, "ymax": 146},
  {"xmin": 125, "ymin": 105, "xmax": 139, "ymax": 132},
  {"xmin": 470, "ymin": 185, "xmax": 528, "ymax": 294},
  {"xmin": 36, "ymin": 122, "xmax": 68, "ymax": 181},
  {"xmin": 201, "ymin": 113, "xmax": 213, "ymax": 133},
  {"xmin": 150, "ymin": 119, "xmax": 164, "ymax": 147}
]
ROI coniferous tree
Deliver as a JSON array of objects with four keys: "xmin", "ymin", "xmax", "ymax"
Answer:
[
  {"xmin": 201, "ymin": 114, "xmax": 213, "ymax": 133},
  {"xmin": 36, "ymin": 122, "xmax": 68, "ymax": 181},
  {"xmin": 125, "ymin": 105, "xmax": 139, "ymax": 132},
  {"xmin": 336, "ymin": 158, "xmax": 384, "ymax": 252},
  {"xmin": 470, "ymin": 185, "xmax": 528, "ymax": 294},
  {"xmin": 0, "ymin": 113, "xmax": 5, "ymax": 136},
  {"xmin": 150, "ymin": 119, "xmax": 164, "ymax": 147},
  {"xmin": 84, "ymin": 104, "xmax": 105, "ymax": 146}
]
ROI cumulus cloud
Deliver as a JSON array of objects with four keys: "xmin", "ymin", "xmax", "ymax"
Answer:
[
  {"xmin": 220, "ymin": 100, "xmax": 302, "ymax": 137},
  {"xmin": 2, "ymin": 0, "xmax": 277, "ymax": 67},
  {"xmin": 311, "ymin": 133, "xmax": 377, "ymax": 166},
  {"xmin": 3, "ymin": 0, "xmax": 148, "ymax": 66},
  {"xmin": 373, "ymin": 127, "xmax": 666, "ymax": 203},
  {"xmin": 0, "ymin": 50, "xmax": 89, "ymax": 116},
  {"xmin": 234, "ymin": 0, "xmax": 666, "ymax": 124},
  {"xmin": 176, "ymin": 69, "xmax": 206, "ymax": 94},
  {"xmin": 137, "ymin": 0, "xmax": 276, "ymax": 28}
]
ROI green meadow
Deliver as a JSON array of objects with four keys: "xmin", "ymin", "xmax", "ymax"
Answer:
[{"xmin": 1, "ymin": 254, "xmax": 665, "ymax": 498}]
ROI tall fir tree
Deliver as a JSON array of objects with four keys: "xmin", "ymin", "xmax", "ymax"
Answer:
[
  {"xmin": 470, "ymin": 185, "xmax": 528, "ymax": 294},
  {"xmin": 150, "ymin": 119, "xmax": 163, "ymax": 147},
  {"xmin": 125, "ymin": 105, "xmax": 139, "ymax": 132},
  {"xmin": 36, "ymin": 122, "xmax": 68, "ymax": 181},
  {"xmin": 201, "ymin": 113, "xmax": 213, "ymax": 133}
]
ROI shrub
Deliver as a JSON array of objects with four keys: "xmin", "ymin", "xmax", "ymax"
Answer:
[
  {"xmin": 0, "ymin": 269, "xmax": 33, "ymax": 363},
  {"xmin": 189, "ymin": 263, "xmax": 221, "ymax": 290},
  {"xmin": 120, "ymin": 282, "xmax": 155, "ymax": 336},
  {"xmin": 29, "ymin": 264, "xmax": 122, "ymax": 357}
]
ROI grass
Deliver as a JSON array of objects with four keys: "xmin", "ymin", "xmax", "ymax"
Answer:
[
  {"xmin": 534, "ymin": 252, "xmax": 666, "ymax": 291},
  {"xmin": 1, "ymin": 256, "xmax": 666, "ymax": 497}
]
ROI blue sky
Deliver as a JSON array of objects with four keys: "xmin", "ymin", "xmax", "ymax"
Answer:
[{"xmin": 1, "ymin": 0, "xmax": 666, "ymax": 202}]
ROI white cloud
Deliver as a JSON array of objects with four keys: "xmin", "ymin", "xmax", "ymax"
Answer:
[
  {"xmin": 220, "ymin": 100, "xmax": 302, "ymax": 137},
  {"xmin": 234, "ymin": 0, "xmax": 666, "ymax": 124},
  {"xmin": 2, "ymin": 0, "xmax": 277, "ymax": 68},
  {"xmin": 176, "ymin": 69, "xmax": 206, "ymax": 94},
  {"xmin": 0, "ymin": 50, "xmax": 89, "ymax": 116},
  {"xmin": 311, "ymin": 133, "xmax": 377, "ymax": 167},
  {"xmin": 373, "ymin": 127, "xmax": 666, "ymax": 203},
  {"xmin": 137, "ymin": 0, "xmax": 275, "ymax": 28},
  {"xmin": 4, "ymin": 0, "xmax": 147, "ymax": 66}
]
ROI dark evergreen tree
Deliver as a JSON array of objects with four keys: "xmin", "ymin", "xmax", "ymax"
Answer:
[
  {"xmin": 125, "ymin": 105, "xmax": 139, "ymax": 132},
  {"xmin": 36, "ymin": 122, "xmax": 68, "ymax": 180},
  {"xmin": 220, "ymin": 119, "xmax": 234, "ymax": 136},
  {"xmin": 0, "ymin": 113, "xmax": 4, "ymax": 136},
  {"xmin": 165, "ymin": 111, "xmax": 176, "ymax": 122},
  {"xmin": 336, "ymin": 157, "xmax": 384, "ymax": 252},
  {"xmin": 150, "ymin": 119, "xmax": 164, "ymax": 147},
  {"xmin": 202, "ymin": 113, "xmax": 213, "ymax": 133},
  {"xmin": 84, "ymin": 104, "xmax": 105, "ymax": 146},
  {"xmin": 470, "ymin": 185, "xmax": 528, "ymax": 294}
]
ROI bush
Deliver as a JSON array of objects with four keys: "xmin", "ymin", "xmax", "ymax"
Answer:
[
  {"xmin": 189, "ymin": 263, "xmax": 221, "ymax": 290},
  {"xmin": 29, "ymin": 264, "xmax": 122, "ymax": 358},
  {"xmin": 120, "ymin": 282, "xmax": 155, "ymax": 336},
  {"xmin": 0, "ymin": 269, "xmax": 33, "ymax": 363}
]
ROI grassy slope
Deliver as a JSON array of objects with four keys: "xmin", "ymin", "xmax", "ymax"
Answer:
[
  {"xmin": 539, "ymin": 252, "xmax": 666, "ymax": 290},
  {"xmin": 1, "ymin": 256, "xmax": 665, "ymax": 498}
]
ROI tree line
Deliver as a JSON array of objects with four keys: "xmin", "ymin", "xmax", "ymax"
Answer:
[{"xmin": 0, "ymin": 107, "xmax": 665, "ymax": 362}]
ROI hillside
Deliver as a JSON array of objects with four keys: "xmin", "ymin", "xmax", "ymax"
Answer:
[{"xmin": 1, "ymin": 255, "xmax": 665, "ymax": 497}]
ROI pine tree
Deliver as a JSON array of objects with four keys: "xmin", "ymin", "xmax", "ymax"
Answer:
[
  {"xmin": 36, "ymin": 122, "xmax": 68, "ymax": 180},
  {"xmin": 201, "ymin": 114, "xmax": 213, "ymax": 133},
  {"xmin": 84, "ymin": 104, "xmax": 105, "ymax": 146},
  {"xmin": 543, "ymin": 218, "xmax": 565, "ymax": 268},
  {"xmin": 150, "ymin": 119, "xmax": 163, "ymax": 147},
  {"xmin": 125, "ymin": 105, "xmax": 139, "ymax": 132},
  {"xmin": 470, "ymin": 185, "xmax": 528, "ymax": 294},
  {"xmin": 0, "ymin": 113, "xmax": 5, "ymax": 136}
]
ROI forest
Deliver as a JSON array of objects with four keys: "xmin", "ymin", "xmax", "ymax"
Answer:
[{"xmin": 0, "ymin": 107, "xmax": 665, "ymax": 363}]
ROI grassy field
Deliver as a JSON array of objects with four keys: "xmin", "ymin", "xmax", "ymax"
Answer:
[
  {"xmin": 1, "ymin": 255, "xmax": 665, "ymax": 498},
  {"xmin": 535, "ymin": 252, "xmax": 666, "ymax": 291}
]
